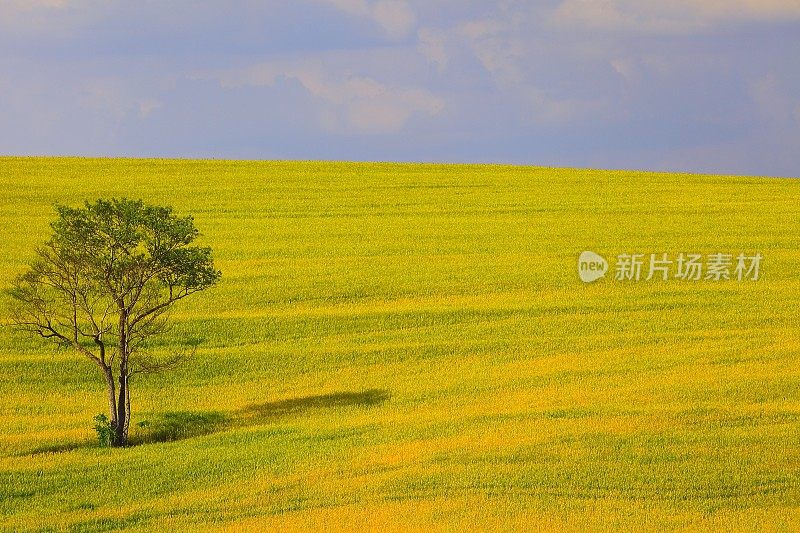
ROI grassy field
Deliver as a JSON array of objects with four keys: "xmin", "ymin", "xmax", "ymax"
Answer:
[{"xmin": 0, "ymin": 157, "xmax": 799, "ymax": 532}]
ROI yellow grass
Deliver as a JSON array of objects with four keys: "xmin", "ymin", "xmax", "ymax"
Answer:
[{"xmin": 0, "ymin": 157, "xmax": 799, "ymax": 531}]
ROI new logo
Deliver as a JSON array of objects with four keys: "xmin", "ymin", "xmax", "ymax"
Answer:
[{"xmin": 578, "ymin": 251, "xmax": 608, "ymax": 283}]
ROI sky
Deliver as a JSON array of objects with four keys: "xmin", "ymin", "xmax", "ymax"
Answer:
[{"xmin": 1, "ymin": 1, "xmax": 799, "ymax": 176}]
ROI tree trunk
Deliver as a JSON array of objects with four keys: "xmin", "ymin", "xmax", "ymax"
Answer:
[
  {"xmin": 114, "ymin": 307, "xmax": 129, "ymax": 447},
  {"xmin": 115, "ymin": 373, "xmax": 129, "ymax": 446},
  {"xmin": 103, "ymin": 366, "xmax": 118, "ymax": 428},
  {"xmin": 124, "ymin": 378, "xmax": 131, "ymax": 437}
]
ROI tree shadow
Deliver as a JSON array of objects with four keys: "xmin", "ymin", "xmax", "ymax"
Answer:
[
  {"xmin": 131, "ymin": 388, "xmax": 390, "ymax": 445},
  {"xmin": 26, "ymin": 440, "xmax": 90, "ymax": 456},
  {"xmin": 18, "ymin": 389, "xmax": 390, "ymax": 453},
  {"xmin": 129, "ymin": 410, "xmax": 229, "ymax": 445},
  {"xmin": 238, "ymin": 388, "xmax": 390, "ymax": 421}
]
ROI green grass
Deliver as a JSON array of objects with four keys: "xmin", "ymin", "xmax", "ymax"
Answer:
[{"xmin": 0, "ymin": 157, "xmax": 799, "ymax": 531}]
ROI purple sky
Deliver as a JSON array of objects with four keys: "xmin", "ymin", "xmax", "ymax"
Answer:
[{"xmin": 1, "ymin": 1, "xmax": 799, "ymax": 176}]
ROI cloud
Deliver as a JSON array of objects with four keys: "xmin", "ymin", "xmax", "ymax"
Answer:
[
  {"xmin": 552, "ymin": 0, "xmax": 800, "ymax": 33},
  {"xmin": 0, "ymin": 0, "xmax": 115, "ymax": 39},
  {"xmin": 415, "ymin": 15, "xmax": 602, "ymax": 124},
  {"xmin": 80, "ymin": 79, "xmax": 131, "ymax": 119},
  {"xmin": 749, "ymin": 74, "xmax": 800, "ymax": 125},
  {"xmin": 317, "ymin": 0, "xmax": 416, "ymax": 38},
  {"xmin": 417, "ymin": 27, "xmax": 449, "ymax": 71},
  {"xmin": 610, "ymin": 58, "xmax": 641, "ymax": 82},
  {"xmin": 372, "ymin": 0, "xmax": 416, "ymax": 38},
  {"xmin": 0, "ymin": 1, "xmax": 798, "ymax": 175},
  {"xmin": 78, "ymin": 79, "xmax": 163, "ymax": 122},
  {"xmin": 200, "ymin": 60, "xmax": 444, "ymax": 134},
  {"xmin": 2, "ymin": 0, "xmax": 70, "ymax": 9},
  {"xmin": 137, "ymin": 99, "xmax": 162, "ymax": 118}
]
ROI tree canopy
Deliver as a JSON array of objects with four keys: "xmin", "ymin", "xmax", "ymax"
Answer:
[{"xmin": 9, "ymin": 198, "xmax": 221, "ymax": 446}]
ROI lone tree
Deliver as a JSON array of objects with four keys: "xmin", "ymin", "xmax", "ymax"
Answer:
[{"xmin": 8, "ymin": 198, "xmax": 221, "ymax": 446}]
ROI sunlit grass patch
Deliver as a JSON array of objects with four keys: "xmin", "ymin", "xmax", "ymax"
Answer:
[{"xmin": 0, "ymin": 157, "xmax": 799, "ymax": 531}]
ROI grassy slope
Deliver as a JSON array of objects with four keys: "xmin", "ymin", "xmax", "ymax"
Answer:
[{"xmin": 0, "ymin": 157, "xmax": 799, "ymax": 531}]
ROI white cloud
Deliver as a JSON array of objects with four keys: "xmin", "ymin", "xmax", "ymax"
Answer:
[
  {"xmin": 78, "ymin": 78, "xmax": 162, "ymax": 121},
  {"xmin": 318, "ymin": 0, "xmax": 370, "ymax": 21},
  {"xmin": 1, "ymin": 0, "xmax": 798, "ymax": 174},
  {"xmin": 317, "ymin": 0, "xmax": 416, "ymax": 38},
  {"xmin": 750, "ymin": 74, "xmax": 800, "ymax": 125},
  {"xmin": 372, "ymin": 0, "xmax": 416, "ymax": 38},
  {"xmin": 417, "ymin": 28, "xmax": 449, "ymax": 71},
  {"xmin": 417, "ymin": 17, "xmax": 515, "ymax": 77},
  {"xmin": 0, "ymin": 0, "xmax": 108, "ymax": 36},
  {"xmin": 202, "ymin": 61, "xmax": 444, "ymax": 134},
  {"xmin": 552, "ymin": 0, "xmax": 800, "ymax": 34},
  {"xmin": 80, "ymin": 79, "xmax": 131, "ymax": 119},
  {"xmin": 137, "ymin": 99, "xmax": 162, "ymax": 118},
  {"xmin": 2, "ymin": 0, "xmax": 70, "ymax": 9},
  {"xmin": 610, "ymin": 58, "xmax": 635, "ymax": 80},
  {"xmin": 690, "ymin": 0, "xmax": 800, "ymax": 20},
  {"xmin": 418, "ymin": 16, "xmax": 598, "ymax": 124}
]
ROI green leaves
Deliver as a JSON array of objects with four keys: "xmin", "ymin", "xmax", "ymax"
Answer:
[
  {"xmin": 47, "ymin": 198, "xmax": 221, "ymax": 308},
  {"xmin": 10, "ymin": 198, "xmax": 221, "ymax": 370},
  {"xmin": 93, "ymin": 414, "xmax": 114, "ymax": 448},
  {"xmin": 158, "ymin": 247, "xmax": 219, "ymax": 289}
]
